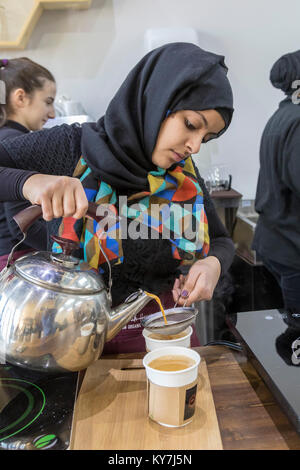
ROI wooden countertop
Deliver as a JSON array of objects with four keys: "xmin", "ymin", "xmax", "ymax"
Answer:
[
  {"xmin": 72, "ymin": 345, "xmax": 300, "ymax": 450},
  {"xmin": 200, "ymin": 346, "xmax": 300, "ymax": 450}
]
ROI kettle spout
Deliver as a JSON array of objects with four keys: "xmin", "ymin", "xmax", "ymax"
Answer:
[{"xmin": 106, "ymin": 290, "xmax": 152, "ymax": 342}]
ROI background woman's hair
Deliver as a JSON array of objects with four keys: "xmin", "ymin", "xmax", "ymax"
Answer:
[
  {"xmin": 0, "ymin": 57, "xmax": 55, "ymax": 127},
  {"xmin": 270, "ymin": 49, "xmax": 300, "ymax": 95}
]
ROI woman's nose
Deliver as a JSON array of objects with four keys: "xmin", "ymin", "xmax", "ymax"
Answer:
[
  {"xmin": 186, "ymin": 134, "xmax": 203, "ymax": 154},
  {"xmin": 48, "ymin": 106, "xmax": 55, "ymax": 119}
]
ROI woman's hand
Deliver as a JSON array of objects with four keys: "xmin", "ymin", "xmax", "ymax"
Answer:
[
  {"xmin": 172, "ymin": 256, "xmax": 221, "ymax": 306},
  {"xmin": 22, "ymin": 174, "xmax": 88, "ymax": 221}
]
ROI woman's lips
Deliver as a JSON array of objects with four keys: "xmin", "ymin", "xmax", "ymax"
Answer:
[{"xmin": 172, "ymin": 151, "xmax": 184, "ymax": 162}]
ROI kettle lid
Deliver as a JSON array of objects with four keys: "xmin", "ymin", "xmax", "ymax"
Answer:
[{"xmin": 14, "ymin": 251, "xmax": 105, "ymax": 294}]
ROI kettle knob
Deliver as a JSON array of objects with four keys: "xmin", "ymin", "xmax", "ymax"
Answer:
[{"xmin": 50, "ymin": 235, "xmax": 80, "ymax": 256}]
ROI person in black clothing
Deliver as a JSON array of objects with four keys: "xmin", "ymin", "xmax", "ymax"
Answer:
[
  {"xmin": 0, "ymin": 44, "xmax": 235, "ymax": 352},
  {"xmin": 253, "ymin": 49, "xmax": 300, "ymax": 312},
  {"xmin": 0, "ymin": 57, "xmax": 56, "ymax": 270}
]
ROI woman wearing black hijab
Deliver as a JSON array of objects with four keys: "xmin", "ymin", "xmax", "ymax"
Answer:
[
  {"xmin": 0, "ymin": 43, "xmax": 235, "ymax": 352},
  {"xmin": 253, "ymin": 49, "xmax": 300, "ymax": 313}
]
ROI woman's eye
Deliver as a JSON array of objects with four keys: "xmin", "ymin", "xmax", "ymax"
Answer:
[{"xmin": 185, "ymin": 118, "xmax": 196, "ymax": 130}]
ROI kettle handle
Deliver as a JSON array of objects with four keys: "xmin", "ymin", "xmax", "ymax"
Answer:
[
  {"xmin": 1, "ymin": 204, "xmax": 44, "ymax": 273},
  {"xmin": 13, "ymin": 204, "xmax": 44, "ymax": 234},
  {"xmin": 13, "ymin": 201, "xmax": 103, "ymax": 235}
]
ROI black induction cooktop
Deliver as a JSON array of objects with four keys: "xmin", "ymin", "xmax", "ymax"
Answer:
[
  {"xmin": 227, "ymin": 309, "xmax": 300, "ymax": 433},
  {"xmin": 0, "ymin": 363, "xmax": 79, "ymax": 450}
]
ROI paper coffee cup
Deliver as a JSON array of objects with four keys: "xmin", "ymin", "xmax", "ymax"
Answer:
[
  {"xmin": 142, "ymin": 326, "xmax": 192, "ymax": 352},
  {"xmin": 81, "ymin": 322, "xmax": 94, "ymax": 336},
  {"xmin": 143, "ymin": 346, "xmax": 200, "ymax": 427},
  {"xmin": 76, "ymin": 322, "xmax": 94, "ymax": 354}
]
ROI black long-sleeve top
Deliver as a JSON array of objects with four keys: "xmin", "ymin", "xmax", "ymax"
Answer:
[
  {"xmin": 0, "ymin": 121, "xmax": 47, "ymax": 255},
  {"xmin": 253, "ymin": 99, "xmax": 300, "ymax": 270},
  {"xmin": 0, "ymin": 123, "xmax": 234, "ymax": 301}
]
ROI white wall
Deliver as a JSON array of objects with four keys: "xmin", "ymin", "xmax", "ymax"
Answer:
[{"xmin": 1, "ymin": 0, "xmax": 300, "ymax": 198}]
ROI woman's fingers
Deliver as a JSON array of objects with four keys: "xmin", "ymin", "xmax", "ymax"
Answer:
[
  {"xmin": 172, "ymin": 277, "xmax": 181, "ymax": 302},
  {"xmin": 176, "ymin": 268, "xmax": 199, "ymax": 306},
  {"xmin": 175, "ymin": 257, "xmax": 221, "ymax": 306},
  {"xmin": 183, "ymin": 273, "xmax": 208, "ymax": 306},
  {"xmin": 73, "ymin": 181, "xmax": 89, "ymax": 219},
  {"xmin": 51, "ymin": 186, "xmax": 64, "ymax": 219},
  {"xmin": 22, "ymin": 174, "xmax": 88, "ymax": 221},
  {"xmin": 62, "ymin": 187, "xmax": 76, "ymax": 218},
  {"xmin": 40, "ymin": 192, "xmax": 54, "ymax": 222},
  {"xmin": 172, "ymin": 275, "xmax": 186, "ymax": 304}
]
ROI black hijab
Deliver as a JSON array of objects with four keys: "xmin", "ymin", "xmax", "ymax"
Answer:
[
  {"xmin": 270, "ymin": 49, "xmax": 300, "ymax": 95},
  {"xmin": 81, "ymin": 42, "xmax": 234, "ymax": 192}
]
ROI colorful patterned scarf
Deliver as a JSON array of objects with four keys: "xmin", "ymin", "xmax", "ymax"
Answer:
[{"xmin": 54, "ymin": 157, "xmax": 210, "ymax": 273}]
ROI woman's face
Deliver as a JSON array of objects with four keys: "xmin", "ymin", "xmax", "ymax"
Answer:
[
  {"xmin": 9, "ymin": 78, "xmax": 56, "ymax": 131},
  {"xmin": 151, "ymin": 109, "xmax": 226, "ymax": 169},
  {"xmin": 25, "ymin": 79, "xmax": 56, "ymax": 130}
]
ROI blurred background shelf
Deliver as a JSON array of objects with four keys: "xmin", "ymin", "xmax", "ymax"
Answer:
[{"xmin": 0, "ymin": 0, "xmax": 92, "ymax": 50}]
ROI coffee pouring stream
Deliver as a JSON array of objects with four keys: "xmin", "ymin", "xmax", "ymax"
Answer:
[{"xmin": 0, "ymin": 203, "xmax": 152, "ymax": 373}]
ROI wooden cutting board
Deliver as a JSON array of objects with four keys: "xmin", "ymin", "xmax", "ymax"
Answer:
[{"xmin": 70, "ymin": 356, "xmax": 223, "ymax": 450}]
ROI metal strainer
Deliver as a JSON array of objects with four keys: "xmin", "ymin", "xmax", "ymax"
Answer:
[{"xmin": 141, "ymin": 306, "xmax": 198, "ymax": 336}]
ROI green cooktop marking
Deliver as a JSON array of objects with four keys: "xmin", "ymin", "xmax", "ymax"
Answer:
[
  {"xmin": 0, "ymin": 384, "xmax": 34, "ymax": 434},
  {"xmin": 0, "ymin": 378, "xmax": 46, "ymax": 442},
  {"xmin": 34, "ymin": 434, "xmax": 57, "ymax": 449}
]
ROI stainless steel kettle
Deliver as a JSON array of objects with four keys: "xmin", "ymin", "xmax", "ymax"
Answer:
[{"xmin": 0, "ymin": 203, "xmax": 152, "ymax": 373}]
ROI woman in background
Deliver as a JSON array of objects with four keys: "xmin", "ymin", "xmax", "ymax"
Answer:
[
  {"xmin": 253, "ymin": 49, "xmax": 300, "ymax": 313},
  {"xmin": 0, "ymin": 57, "xmax": 56, "ymax": 270}
]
